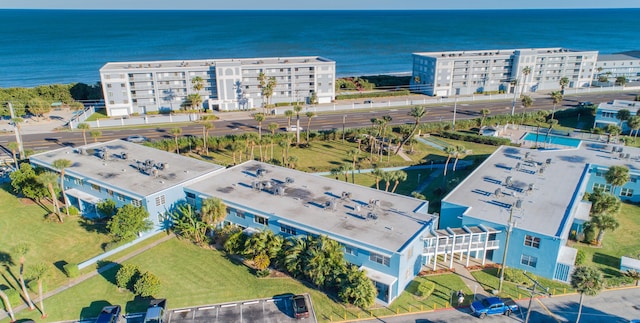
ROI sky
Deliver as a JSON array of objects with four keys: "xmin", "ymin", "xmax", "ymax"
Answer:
[{"xmin": 2, "ymin": 0, "xmax": 640, "ymax": 10}]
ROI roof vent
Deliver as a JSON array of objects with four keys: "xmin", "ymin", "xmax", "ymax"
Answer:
[
  {"xmin": 524, "ymin": 152, "xmax": 531, "ymax": 160},
  {"xmin": 341, "ymin": 191, "xmax": 352, "ymax": 199},
  {"xmin": 121, "ymin": 152, "xmax": 128, "ymax": 160},
  {"xmin": 256, "ymin": 168, "xmax": 265, "ymax": 177},
  {"xmin": 546, "ymin": 158, "xmax": 552, "ymax": 164},
  {"xmin": 495, "ymin": 188, "xmax": 502, "ymax": 197},
  {"xmin": 325, "ymin": 200, "xmax": 337, "ymax": 211},
  {"xmin": 515, "ymin": 199, "xmax": 523, "ymax": 209},
  {"xmin": 355, "ymin": 204, "xmax": 361, "ymax": 213},
  {"xmin": 252, "ymin": 181, "xmax": 260, "ymax": 191},
  {"xmin": 505, "ymin": 176, "xmax": 513, "ymax": 186},
  {"xmin": 367, "ymin": 212, "xmax": 378, "ymax": 220},
  {"xmin": 275, "ymin": 186, "xmax": 285, "ymax": 196},
  {"xmin": 285, "ymin": 177, "xmax": 294, "ymax": 184}
]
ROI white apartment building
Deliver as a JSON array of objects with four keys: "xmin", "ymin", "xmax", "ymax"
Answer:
[
  {"xmin": 411, "ymin": 48, "xmax": 598, "ymax": 96},
  {"xmin": 100, "ymin": 56, "xmax": 336, "ymax": 116},
  {"xmin": 595, "ymin": 52, "xmax": 640, "ymax": 83}
]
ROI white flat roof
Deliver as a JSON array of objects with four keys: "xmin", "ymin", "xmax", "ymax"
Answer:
[
  {"xmin": 186, "ymin": 160, "xmax": 434, "ymax": 253},
  {"xmin": 101, "ymin": 56, "xmax": 334, "ymax": 71}
]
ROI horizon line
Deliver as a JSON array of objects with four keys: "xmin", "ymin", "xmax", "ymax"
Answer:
[{"xmin": 2, "ymin": 7, "xmax": 639, "ymax": 11}]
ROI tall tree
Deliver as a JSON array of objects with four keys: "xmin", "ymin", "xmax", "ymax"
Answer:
[
  {"xmin": 391, "ymin": 170, "xmax": 407, "ymax": 193},
  {"xmin": 616, "ymin": 76, "xmax": 628, "ymax": 87},
  {"xmin": 107, "ymin": 204, "xmax": 153, "ymax": 241},
  {"xmin": 616, "ymin": 109, "xmax": 631, "ymax": 128},
  {"xmin": 37, "ymin": 172, "xmax": 62, "ymax": 223},
  {"xmin": 604, "ymin": 165, "xmax": 630, "ymax": 196},
  {"xmin": 252, "ymin": 112, "xmax": 266, "ymax": 140},
  {"xmin": 90, "ymin": 130, "xmax": 102, "ymax": 143},
  {"xmin": 201, "ymin": 122, "xmax": 213, "ymax": 154},
  {"xmin": 452, "ymin": 145, "xmax": 467, "ymax": 171},
  {"xmin": 558, "ymin": 76, "xmax": 570, "ymax": 95},
  {"xmin": 520, "ymin": 66, "xmax": 531, "ymax": 96},
  {"xmin": 443, "ymin": 146, "xmax": 456, "ymax": 177},
  {"xmin": 372, "ymin": 168, "xmax": 384, "ymax": 190},
  {"xmin": 26, "ymin": 262, "xmax": 50, "ymax": 318},
  {"xmin": 520, "ymin": 95, "xmax": 533, "ymax": 124},
  {"xmin": 77, "ymin": 122, "xmax": 90, "ymax": 145},
  {"xmin": 293, "ymin": 105, "xmax": 303, "ymax": 145},
  {"xmin": 589, "ymin": 213, "xmax": 619, "ymax": 245},
  {"xmin": 201, "ymin": 197, "xmax": 227, "ymax": 229},
  {"xmin": 626, "ymin": 115, "xmax": 640, "ymax": 139},
  {"xmin": 347, "ymin": 148, "xmax": 360, "ymax": 171},
  {"xmin": 586, "ymin": 189, "xmax": 621, "ymax": 216},
  {"xmin": 52, "ymin": 158, "xmax": 73, "ymax": 217},
  {"xmin": 550, "ymin": 91, "xmax": 563, "ymax": 120},
  {"xmin": 570, "ymin": 266, "xmax": 604, "ymax": 323},
  {"xmin": 7, "ymin": 141, "xmax": 19, "ymax": 169},
  {"xmin": 284, "ymin": 110, "xmax": 294, "ymax": 128},
  {"xmin": 170, "ymin": 127, "xmax": 182, "ymax": 154},
  {"xmin": 305, "ymin": 111, "xmax": 315, "ymax": 142},
  {"xmin": 185, "ymin": 93, "xmax": 203, "ymax": 110},
  {"xmin": 479, "ymin": 108, "xmax": 490, "ymax": 132},
  {"xmin": 395, "ymin": 106, "xmax": 427, "ymax": 155},
  {"xmin": 0, "ymin": 288, "xmax": 16, "ymax": 322},
  {"xmin": 12, "ymin": 243, "xmax": 35, "ymax": 310},
  {"xmin": 170, "ymin": 203, "xmax": 208, "ymax": 245},
  {"xmin": 268, "ymin": 123, "xmax": 278, "ymax": 161}
]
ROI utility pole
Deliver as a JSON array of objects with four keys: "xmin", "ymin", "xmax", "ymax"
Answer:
[
  {"xmin": 499, "ymin": 199, "xmax": 521, "ymax": 292},
  {"xmin": 510, "ymin": 77, "xmax": 519, "ymax": 116},
  {"xmin": 452, "ymin": 95, "xmax": 458, "ymax": 128},
  {"xmin": 523, "ymin": 271, "xmax": 550, "ymax": 323},
  {"xmin": 7, "ymin": 102, "xmax": 24, "ymax": 158},
  {"xmin": 342, "ymin": 114, "xmax": 346, "ymax": 143}
]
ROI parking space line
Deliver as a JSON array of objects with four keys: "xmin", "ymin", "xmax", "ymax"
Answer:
[
  {"xmin": 174, "ymin": 309, "xmax": 191, "ymax": 313},
  {"xmin": 243, "ymin": 301, "xmax": 259, "ymax": 305},
  {"xmin": 221, "ymin": 303, "xmax": 237, "ymax": 308},
  {"xmin": 198, "ymin": 306, "xmax": 216, "ymax": 310}
]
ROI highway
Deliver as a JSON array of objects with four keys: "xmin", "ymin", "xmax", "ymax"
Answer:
[{"xmin": 0, "ymin": 91, "xmax": 636, "ymax": 153}]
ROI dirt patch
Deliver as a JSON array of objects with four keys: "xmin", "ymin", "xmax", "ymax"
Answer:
[{"xmin": 19, "ymin": 198, "xmax": 36, "ymax": 205}]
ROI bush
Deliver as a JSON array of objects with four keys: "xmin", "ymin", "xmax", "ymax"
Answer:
[
  {"xmin": 438, "ymin": 131, "xmax": 512, "ymax": 146},
  {"xmin": 133, "ymin": 271, "xmax": 161, "ymax": 297},
  {"xmin": 116, "ymin": 264, "xmax": 141, "ymax": 290},
  {"xmin": 63, "ymin": 263, "xmax": 79, "ymax": 278},
  {"xmin": 27, "ymin": 279, "xmax": 47, "ymax": 294},
  {"xmin": 256, "ymin": 269, "xmax": 271, "ymax": 278},
  {"xmin": 575, "ymin": 250, "xmax": 586, "ymax": 265},
  {"xmin": 335, "ymin": 90, "xmax": 410, "ymax": 100},
  {"xmin": 504, "ymin": 268, "xmax": 528, "ymax": 285},
  {"xmin": 66, "ymin": 205, "xmax": 80, "ymax": 216},
  {"xmin": 605, "ymin": 276, "xmax": 633, "ymax": 287},
  {"xmin": 416, "ymin": 280, "xmax": 435, "ymax": 297},
  {"xmin": 102, "ymin": 241, "xmax": 121, "ymax": 252}
]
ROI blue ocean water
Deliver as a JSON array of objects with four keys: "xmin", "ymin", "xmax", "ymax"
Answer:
[{"xmin": 1, "ymin": 9, "xmax": 640, "ymax": 87}]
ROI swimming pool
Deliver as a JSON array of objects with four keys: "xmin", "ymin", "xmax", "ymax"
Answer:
[{"xmin": 523, "ymin": 132, "xmax": 582, "ymax": 148}]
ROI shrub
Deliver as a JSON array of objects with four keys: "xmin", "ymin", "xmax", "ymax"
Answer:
[
  {"xmin": 133, "ymin": 271, "xmax": 161, "ymax": 297},
  {"xmin": 102, "ymin": 241, "xmax": 121, "ymax": 251},
  {"xmin": 575, "ymin": 250, "xmax": 586, "ymax": 265},
  {"xmin": 416, "ymin": 280, "xmax": 435, "ymax": 297},
  {"xmin": 253, "ymin": 253, "xmax": 270, "ymax": 272},
  {"xmin": 0, "ymin": 287, "xmax": 20, "ymax": 309},
  {"xmin": 27, "ymin": 279, "xmax": 47, "ymax": 294},
  {"xmin": 256, "ymin": 269, "xmax": 271, "ymax": 278},
  {"xmin": 605, "ymin": 276, "xmax": 633, "ymax": 287},
  {"xmin": 116, "ymin": 264, "xmax": 141, "ymax": 290},
  {"xmin": 66, "ymin": 205, "xmax": 80, "ymax": 216},
  {"xmin": 63, "ymin": 263, "xmax": 79, "ymax": 278},
  {"xmin": 504, "ymin": 268, "xmax": 528, "ymax": 285},
  {"xmin": 335, "ymin": 90, "xmax": 410, "ymax": 100},
  {"xmin": 438, "ymin": 131, "xmax": 512, "ymax": 146}
]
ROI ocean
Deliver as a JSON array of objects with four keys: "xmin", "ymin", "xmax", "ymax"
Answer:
[{"xmin": 1, "ymin": 9, "xmax": 640, "ymax": 88}]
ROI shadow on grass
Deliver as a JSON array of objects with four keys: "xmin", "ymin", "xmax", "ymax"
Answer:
[
  {"xmin": 97, "ymin": 261, "xmax": 121, "ymax": 286},
  {"xmin": 125, "ymin": 296, "xmax": 155, "ymax": 316},
  {"xmin": 592, "ymin": 252, "xmax": 620, "ymax": 268},
  {"xmin": 53, "ymin": 260, "xmax": 68, "ymax": 276},
  {"xmin": 78, "ymin": 218, "xmax": 109, "ymax": 234},
  {"xmin": 80, "ymin": 300, "xmax": 112, "ymax": 320}
]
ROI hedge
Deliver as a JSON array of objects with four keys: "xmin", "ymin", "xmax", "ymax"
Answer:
[
  {"xmin": 63, "ymin": 263, "xmax": 79, "ymax": 278},
  {"xmin": 417, "ymin": 280, "xmax": 435, "ymax": 297},
  {"xmin": 438, "ymin": 131, "xmax": 512, "ymax": 146},
  {"xmin": 335, "ymin": 90, "xmax": 410, "ymax": 100}
]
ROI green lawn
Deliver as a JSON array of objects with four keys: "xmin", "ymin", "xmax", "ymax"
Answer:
[
  {"xmin": 572, "ymin": 202, "xmax": 640, "ymax": 277},
  {"xmin": 0, "ymin": 184, "xmax": 112, "ymax": 291},
  {"xmin": 470, "ymin": 268, "xmax": 575, "ymax": 300},
  {"xmin": 84, "ymin": 108, "xmax": 109, "ymax": 121}
]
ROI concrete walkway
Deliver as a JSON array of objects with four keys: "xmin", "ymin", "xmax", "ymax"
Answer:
[
  {"xmin": 0, "ymin": 233, "xmax": 176, "ymax": 320},
  {"xmin": 452, "ymin": 261, "xmax": 490, "ymax": 301}
]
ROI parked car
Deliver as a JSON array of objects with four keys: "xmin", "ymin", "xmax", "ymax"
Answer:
[
  {"xmin": 577, "ymin": 101, "xmax": 593, "ymax": 107},
  {"xmin": 292, "ymin": 294, "xmax": 309, "ymax": 319},
  {"xmin": 363, "ymin": 100, "xmax": 373, "ymax": 104},
  {"xmin": 95, "ymin": 305, "xmax": 121, "ymax": 323},
  {"xmin": 126, "ymin": 135, "xmax": 147, "ymax": 143},
  {"xmin": 470, "ymin": 297, "xmax": 518, "ymax": 319},
  {"xmin": 286, "ymin": 125, "xmax": 303, "ymax": 132},
  {"xmin": 143, "ymin": 298, "xmax": 167, "ymax": 323}
]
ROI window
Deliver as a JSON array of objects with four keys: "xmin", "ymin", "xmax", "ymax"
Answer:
[
  {"xmin": 254, "ymin": 215, "xmax": 268, "ymax": 225},
  {"xmin": 131, "ymin": 199, "xmax": 141, "ymax": 207},
  {"xmin": 524, "ymin": 235, "xmax": 541, "ymax": 248},
  {"xmin": 370, "ymin": 252, "xmax": 390, "ymax": 266},
  {"xmin": 344, "ymin": 245, "xmax": 357, "ymax": 256},
  {"xmin": 155, "ymin": 195, "xmax": 166, "ymax": 206},
  {"xmin": 593, "ymin": 183, "xmax": 612, "ymax": 192},
  {"xmin": 106, "ymin": 189, "xmax": 114, "ymax": 197},
  {"xmin": 521, "ymin": 254, "xmax": 538, "ymax": 268},
  {"xmin": 73, "ymin": 178, "xmax": 83, "ymax": 185},
  {"xmin": 620, "ymin": 188, "xmax": 634, "ymax": 197},
  {"xmin": 91, "ymin": 184, "xmax": 101, "ymax": 192},
  {"xmin": 117, "ymin": 193, "xmax": 125, "ymax": 202},
  {"xmin": 280, "ymin": 225, "xmax": 297, "ymax": 235}
]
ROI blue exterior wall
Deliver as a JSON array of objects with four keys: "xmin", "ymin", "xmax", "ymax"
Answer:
[
  {"xmin": 593, "ymin": 107, "xmax": 638, "ymax": 133},
  {"xmin": 439, "ymin": 201, "xmax": 467, "ymax": 229},
  {"xmin": 584, "ymin": 164, "xmax": 640, "ymax": 202}
]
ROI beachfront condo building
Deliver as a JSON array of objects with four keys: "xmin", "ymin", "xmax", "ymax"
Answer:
[
  {"xmin": 411, "ymin": 48, "xmax": 598, "ymax": 96},
  {"xmin": 595, "ymin": 51, "xmax": 640, "ymax": 84},
  {"xmin": 593, "ymin": 99, "xmax": 640, "ymax": 132},
  {"xmin": 99, "ymin": 56, "xmax": 336, "ymax": 116}
]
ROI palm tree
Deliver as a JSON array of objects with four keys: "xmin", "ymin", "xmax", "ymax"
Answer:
[
  {"xmin": 452, "ymin": 145, "xmax": 467, "ymax": 171},
  {"xmin": 90, "ymin": 130, "xmax": 102, "ymax": 143},
  {"xmin": 443, "ymin": 146, "xmax": 456, "ymax": 176},
  {"xmin": 604, "ymin": 165, "xmax": 630, "ymax": 195},
  {"xmin": 372, "ymin": 168, "xmax": 384, "ymax": 190},
  {"xmin": 391, "ymin": 170, "xmax": 407, "ymax": 193},
  {"xmin": 587, "ymin": 189, "xmax": 621, "ymax": 216},
  {"xmin": 305, "ymin": 111, "xmax": 315, "ymax": 142},
  {"xmin": 171, "ymin": 203, "xmax": 208, "ymax": 244},
  {"xmin": 616, "ymin": 109, "xmax": 631, "ymax": 129},
  {"xmin": 200, "ymin": 197, "xmax": 227, "ymax": 230},
  {"xmin": 186, "ymin": 93, "xmax": 203, "ymax": 111},
  {"xmin": 278, "ymin": 140, "xmax": 288, "ymax": 166},
  {"xmin": 169, "ymin": 127, "xmax": 182, "ymax": 154},
  {"xmin": 11, "ymin": 117, "xmax": 24, "ymax": 157},
  {"xmin": 559, "ymin": 76, "xmax": 570, "ymax": 95},
  {"xmin": 52, "ymin": 158, "xmax": 73, "ymax": 217},
  {"xmin": 77, "ymin": 122, "xmax": 90, "ymax": 145},
  {"xmin": 284, "ymin": 110, "xmax": 294, "ymax": 128},
  {"xmin": 254, "ymin": 113, "xmax": 266, "ymax": 139},
  {"xmin": 479, "ymin": 108, "xmax": 490, "ymax": 132},
  {"xmin": 520, "ymin": 66, "xmax": 531, "ymax": 95},
  {"xmin": 293, "ymin": 105, "xmax": 303, "ymax": 145},
  {"xmin": 589, "ymin": 213, "xmax": 619, "ymax": 245},
  {"xmin": 287, "ymin": 155, "xmax": 299, "ymax": 169},
  {"xmin": 192, "ymin": 76, "xmax": 204, "ymax": 92},
  {"xmin": 7, "ymin": 141, "xmax": 19, "ymax": 169},
  {"xmin": 340, "ymin": 163, "xmax": 353, "ymax": 183},
  {"xmin": 382, "ymin": 171, "xmax": 394, "ymax": 192},
  {"xmin": 520, "ymin": 95, "xmax": 533, "ymax": 124},
  {"xmin": 268, "ymin": 123, "xmax": 278, "ymax": 161},
  {"xmin": 27, "ymin": 262, "xmax": 50, "ymax": 318},
  {"xmin": 395, "ymin": 106, "xmax": 427, "ymax": 155},
  {"xmin": 627, "ymin": 115, "xmax": 640, "ymax": 140},
  {"xmin": 282, "ymin": 236, "xmax": 309, "ymax": 278},
  {"xmin": 12, "ymin": 243, "xmax": 35, "ymax": 310},
  {"xmin": 571, "ymin": 266, "xmax": 604, "ymax": 323},
  {"xmin": 38, "ymin": 172, "xmax": 62, "ymax": 223},
  {"xmin": 201, "ymin": 122, "xmax": 213, "ymax": 154},
  {"xmin": 616, "ymin": 76, "xmax": 628, "ymax": 87},
  {"xmin": 550, "ymin": 91, "xmax": 563, "ymax": 121},
  {"xmin": 347, "ymin": 148, "xmax": 360, "ymax": 171},
  {"xmin": 0, "ymin": 289, "xmax": 15, "ymax": 322},
  {"xmin": 606, "ymin": 124, "xmax": 621, "ymax": 143}
]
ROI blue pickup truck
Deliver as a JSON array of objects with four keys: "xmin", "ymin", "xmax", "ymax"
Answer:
[{"xmin": 470, "ymin": 297, "xmax": 518, "ymax": 319}]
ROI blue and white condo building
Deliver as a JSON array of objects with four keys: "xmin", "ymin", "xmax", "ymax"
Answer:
[
  {"xmin": 593, "ymin": 99, "xmax": 640, "ymax": 133},
  {"xmin": 441, "ymin": 142, "xmax": 640, "ymax": 282}
]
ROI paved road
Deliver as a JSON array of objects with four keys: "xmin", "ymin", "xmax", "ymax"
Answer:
[
  {"xmin": 353, "ymin": 287, "xmax": 640, "ymax": 323},
  {"xmin": 0, "ymin": 91, "xmax": 635, "ymax": 153}
]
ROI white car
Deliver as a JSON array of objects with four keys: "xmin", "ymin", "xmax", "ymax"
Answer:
[
  {"xmin": 126, "ymin": 135, "xmax": 147, "ymax": 143},
  {"xmin": 286, "ymin": 125, "xmax": 303, "ymax": 132}
]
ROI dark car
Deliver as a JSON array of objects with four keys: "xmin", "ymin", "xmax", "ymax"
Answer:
[
  {"xmin": 364, "ymin": 100, "xmax": 373, "ymax": 104},
  {"xmin": 578, "ymin": 101, "xmax": 593, "ymax": 107},
  {"xmin": 95, "ymin": 305, "xmax": 121, "ymax": 323},
  {"xmin": 292, "ymin": 295, "xmax": 309, "ymax": 319}
]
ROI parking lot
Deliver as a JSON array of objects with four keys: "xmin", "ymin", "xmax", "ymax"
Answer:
[{"xmin": 119, "ymin": 294, "xmax": 317, "ymax": 323}]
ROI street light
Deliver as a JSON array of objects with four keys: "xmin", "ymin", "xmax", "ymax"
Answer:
[{"xmin": 498, "ymin": 199, "xmax": 522, "ymax": 292}]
